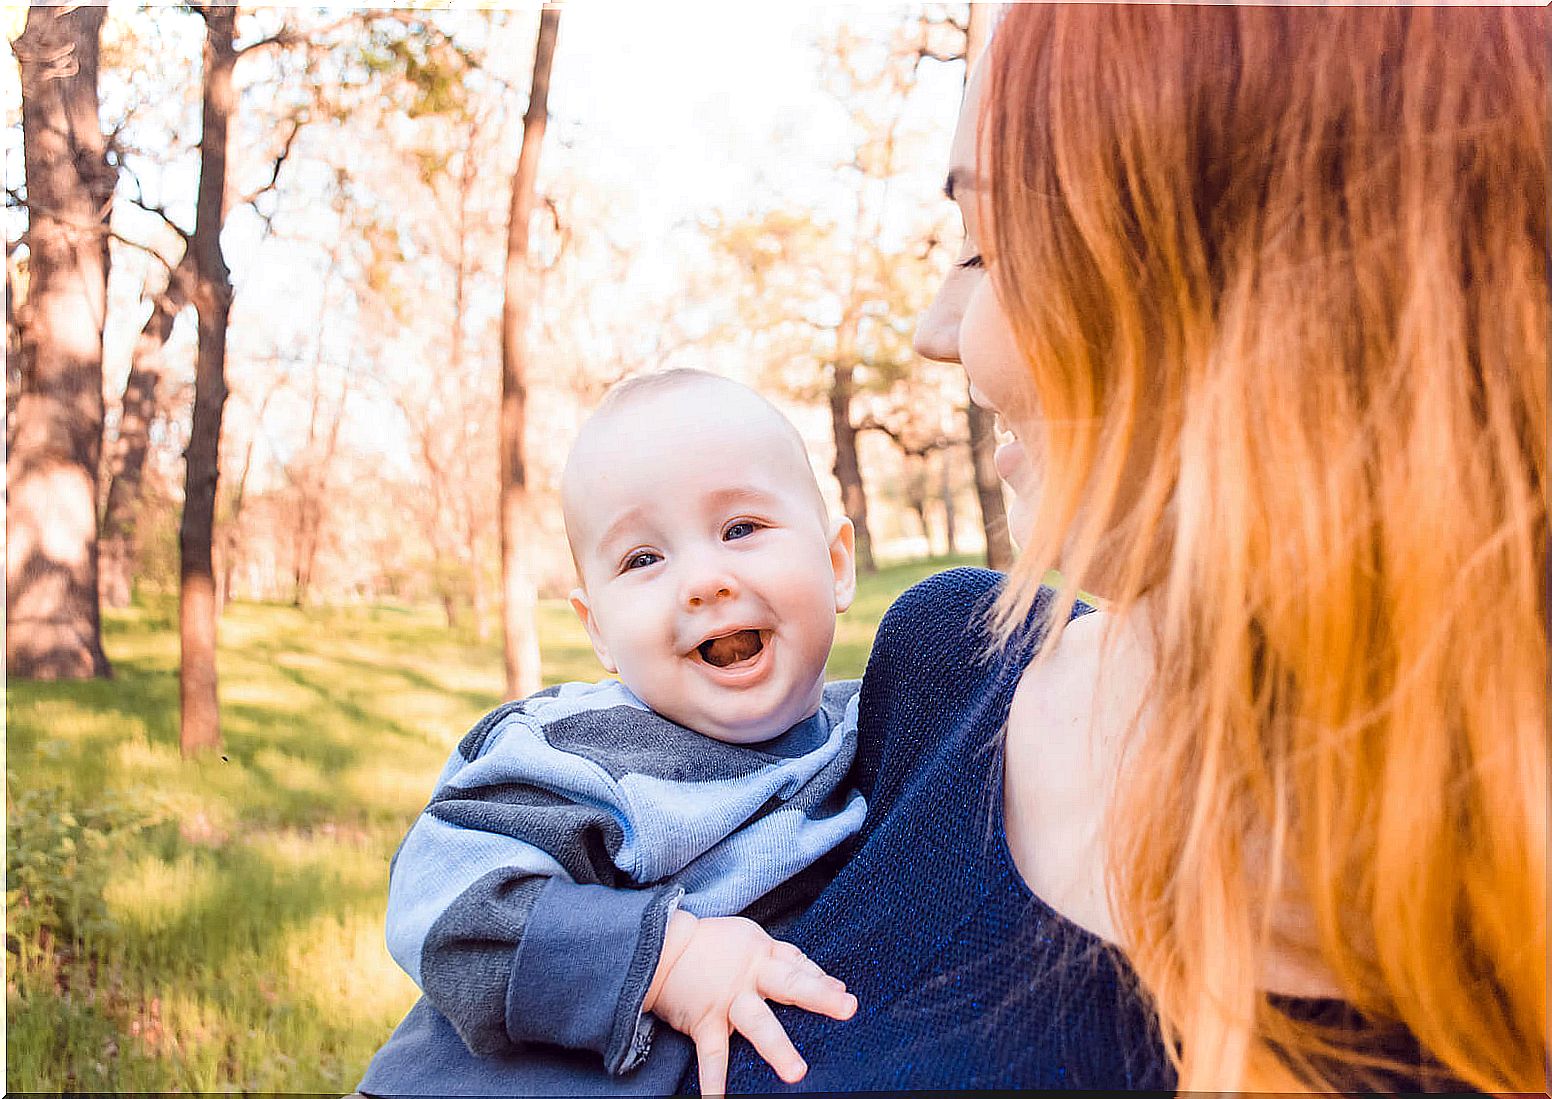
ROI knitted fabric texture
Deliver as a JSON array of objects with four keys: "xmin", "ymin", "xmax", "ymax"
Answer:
[
  {"xmin": 713, "ymin": 568, "xmax": 1460, "ymax": 1094},
  {"xmin": 715, "ymin": 568, "xmax": 1171, "ymax": 1092}
]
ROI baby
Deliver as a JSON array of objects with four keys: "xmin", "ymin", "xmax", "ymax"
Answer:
[{"xmin": 359, "ymin": 370, "xmax": 866, "ymax": 1097}]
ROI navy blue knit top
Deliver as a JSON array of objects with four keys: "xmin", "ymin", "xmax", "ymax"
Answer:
[
  {"xmin": 704, "ymin": 567, "xmax": 1460, "ymax": 1095},
  {"xmin": 711, "ymin": 568, "xmax": 1173, "ymax": 1093}
]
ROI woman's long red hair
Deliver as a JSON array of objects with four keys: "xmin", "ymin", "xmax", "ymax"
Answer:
[{"xmin": 982, "ymin": 7, "xmax": 1546, "ymax": 1091}]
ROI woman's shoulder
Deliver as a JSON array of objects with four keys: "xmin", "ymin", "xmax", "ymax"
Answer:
[
  {"xmin": 870, "ymin": 566, "xmax": 1003, "ymax": 664},
  {"xmin": 851, "ymin": 568, "xmax": 1090, "ymax": 800},
  {"xmin": 848, "ymin": 570, "xmax": 1019, "ymax": 805},
  {"xmin": 879, "ymin": 564, "xmax": 1005, "ymax": 621},
  {"xmin": 869, "ymin": 566, "xmax": 1075, "ymax": 673}
]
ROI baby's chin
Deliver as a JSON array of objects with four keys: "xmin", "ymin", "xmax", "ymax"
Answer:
[
  {"xmin": 670, "ymin": 704, "xmax": 804, "ymax": 746},
  {"xmin": 642, "ymin": 681, "xmax": 825, "ymax": 746}
]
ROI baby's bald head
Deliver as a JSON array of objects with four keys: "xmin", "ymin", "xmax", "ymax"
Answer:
[{"xmin": 561, "ymin": 370, "xmax": 829, "ymax": 569}]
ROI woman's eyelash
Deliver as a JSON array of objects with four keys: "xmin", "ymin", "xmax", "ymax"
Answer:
[{"xmin": 956, "ymin": 255, "xmax": 984, "ymax": 270}]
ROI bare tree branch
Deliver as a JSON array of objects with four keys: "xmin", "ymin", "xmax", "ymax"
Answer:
[
  {"xmin": 227, "ymin": 7, "xmax": 389, "ymax": 66},
  {"xmin": 235, "ymin": 112, "xmax": 304, "ymax": 209},
  {"xmin": 117, "ymin": 163, "xmax": 194, "ymax": 245},
  {"xmin": 856, "ymin": 414, "xmax": 966, "ymax": 457},
  {"xmin": 234, "ymin": 10, "xmax": 387, "ymax": 58},
  {"xmin": 123, "ymin": 196, "xmax": 191, "ymax": 243},
  {"xmin": 109, "ymin": 230, "xmax": 183, "ymax": 272}
]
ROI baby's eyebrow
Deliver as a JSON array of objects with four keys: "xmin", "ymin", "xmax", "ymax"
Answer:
[
  {"xmin": 594, "ymin": 506, "xmax": 647, "ymax": 553},
  {"xmin": 705, "ymin": 486, "xmax": 780, "ymax": 510}
]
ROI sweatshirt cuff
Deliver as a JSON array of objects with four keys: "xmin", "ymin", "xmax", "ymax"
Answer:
[{"xmin": 505, "ymin": 878, "xmax": 683, "ymax": 1073}]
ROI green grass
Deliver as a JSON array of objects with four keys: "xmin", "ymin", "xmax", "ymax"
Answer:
[{"xmin": 6, "ymin": 553, "xmax": 979, "ymax": 1091}]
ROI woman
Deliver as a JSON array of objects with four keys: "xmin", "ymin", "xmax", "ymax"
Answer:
[{"xmin": 707, "ymin": 6, "xmax": 1545, "ymax": 1092}]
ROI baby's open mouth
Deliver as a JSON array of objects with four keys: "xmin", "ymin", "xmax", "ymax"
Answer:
[{"xmin": 696, "ymin": 629, "xmax": 766, "ymax": 668}]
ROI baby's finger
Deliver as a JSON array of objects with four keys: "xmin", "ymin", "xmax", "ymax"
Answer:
[
  {"xmin": 729, "ymin": 990, "xmax": 807, "ymax": 1084},
  {"xmin": 771, "ymin": 940, "xmax": 844, "ymax": 986},
  {"xmin": 758, "ymin": 956, "xmax": 858, "ymax": 1020},
  {"xmin": 693, "ymin": 1022, "xmax": 730, "ymax": 1098}
]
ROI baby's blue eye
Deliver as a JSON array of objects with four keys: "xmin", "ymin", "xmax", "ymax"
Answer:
[
  {"xmin": 623, "ymin": 551, "xmax": 661, "ymax": 571},
  {"xmin": 724, "ymin": 521, "xmax": 759, "ymax": 541}
]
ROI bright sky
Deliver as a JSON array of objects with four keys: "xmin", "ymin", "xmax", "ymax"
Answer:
[
  {"xmin": 4, "ymin": 2, "xmax": 971, "ymax": 487},
  {"xmin": 552, "ymin": 3, "xmax": 840, "ymax": 209},
  {"xmin": 543, "ymin": 3, "xmax": 963, "ymax": 236}
]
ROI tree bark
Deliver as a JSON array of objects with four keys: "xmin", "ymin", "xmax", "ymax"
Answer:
[
  {"xmin": 6, "ymin": 247, "xmax": 23, "ymax": 456},
  {"xmin": 179, "ymin": 3, "xmax": 236, "ymax": 756},
  {"xmin": 966, "ymin": 394, "xmax": 1013, "ymax": 569},
  {"xmin": 499, "ymin": 7, "xmax": 559, "ymax": 700},
  {"xmin": 293, "ymin": 374, "xmax": 347, "ymax": 606},
  {"xmin": 960, "ymin": 4, "xmax": 1013, "ymax": 571},
  {"xmin": 100, "ymin": 256, "xmax": 194, "ymax": 608},
  {"xmin": 829, "ymin": 176, "xmax": 877, "ymax": 575},
  {"xmin": 7, "ymin": 5, "xmax": 115, "ymax": 679},
  {"xmin": 939, "ymin": 448, "xmax": 958, "ymax": 556},
  {"xmin": 452, "ymin": 113, "xmax": 492, "ymax": 642},
  {"xmin": 218, "ymin": 385, "xmax": 272, "ymax": 610},
  {"xmin": 828, "ymin": 351, "xmax": 876, "ymax": 574},
  {"xmin": 907, "ymin": 463, "xmax": 933, "ymax": 557}
]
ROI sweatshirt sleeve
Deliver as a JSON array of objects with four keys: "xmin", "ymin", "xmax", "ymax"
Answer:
[{"xmin": 383, "ymin": 702, "xmax": 677, "ymax": 1071}]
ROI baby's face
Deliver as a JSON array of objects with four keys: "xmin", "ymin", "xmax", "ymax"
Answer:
[{"xmin": 565, "ymin": 391, "xmax": 855, "ymax": 744}]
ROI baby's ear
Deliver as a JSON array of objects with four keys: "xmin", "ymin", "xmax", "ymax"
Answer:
[
  {"xmin": 828, "ymin": 517, "xmax": 857, "ymax": 613},
  {"xmin": 568, "ymin": 587, "xmax": 617, "ymax": 674}
]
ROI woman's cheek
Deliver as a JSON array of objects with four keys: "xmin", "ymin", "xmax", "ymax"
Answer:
[{"xmin": 958, "ymin": 278, "xmax": 1032, "ymax": 422}]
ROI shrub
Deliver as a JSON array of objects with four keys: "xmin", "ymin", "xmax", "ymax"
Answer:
[{"xmin": 6, "ymin": 777, "xmax": 152, "ymax": 963}]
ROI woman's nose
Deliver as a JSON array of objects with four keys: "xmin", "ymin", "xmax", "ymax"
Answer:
[{"xmin": 914, "ymin": 275, "xmax": 966, "ymax": 364}]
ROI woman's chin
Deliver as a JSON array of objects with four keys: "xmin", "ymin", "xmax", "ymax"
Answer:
[{"xmin": 1006, "ymin": 496, "xmax": 1034, "ymax": 554}]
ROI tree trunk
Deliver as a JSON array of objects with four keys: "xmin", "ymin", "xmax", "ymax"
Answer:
[
  {"xmin": 960, "ymin": 4, "xmax": 1013, "ymax": 571},
  {"xmin": 100, "ymin": 256, "xmax": 193, "ymax": 608},
  {"xmin": 289, "ymin": 370, "xmax": 322, "ymax": 606},
  {"xmin": 6, "ymin": 248, "xmax": 22, "ymax": 456},
  {"xmin": 219, "ymin": 379, "xmax": 277, "ymax": 611},
  {"xmin": 940, "ymin": 448, "xmax": 958, "ymax": 556},
  {"xmin": 295, "ymin": 375, "xmax": 348, "ymax": 606},
  {"xmin": 966, "ymin": 394, "xmax": 1013, "ymax": 569},
  {"xmin": 453, "ymin": 114, "xmax": 492, "ymax": 643},
  {"xmin": 7, "ymin": 5, "xmax": 115, "ymax": 679},
  {"xmin": 901, "ymin": 453, "xmax": 931, "ymax": 554},
  {"xmin": 499, "ymin": 8, "xmax": 559, "ymax": 700},
  {"xmin": 828, "ymin": 360, "xmax": 876, "ymax": 574},
  {"xmin": 217, "ymin": 453, "xmax": 248, "ymax": 610},
  {"xmin": 912, "ymin": 502, "xmax": 933, "ymax": 555},
  {"xmin": 179, "ymin": 4, "xmax": 236, "ymax": 757}
]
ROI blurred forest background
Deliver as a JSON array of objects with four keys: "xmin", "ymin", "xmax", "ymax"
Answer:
[{"xmin": 6, "ymin": 2, "xmax": 1001, "ymax": 1089}]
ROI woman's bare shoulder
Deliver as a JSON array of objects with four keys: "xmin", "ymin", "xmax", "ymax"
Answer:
[{"xmin": 1001, "ymin": 607, "xmax": 1345, "ymax": 998}]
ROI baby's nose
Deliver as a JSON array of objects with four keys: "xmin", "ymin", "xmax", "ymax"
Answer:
[{"xmin": 684, "ymin": 575, "xmax": 736, "ymax": 608}]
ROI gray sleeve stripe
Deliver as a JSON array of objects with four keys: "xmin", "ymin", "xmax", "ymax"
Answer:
[
  {"xmin": 456, "ymin": 700, "xmax": 527, "ymax": 761},
  {"xmin": 419, "ymin": 866, "xmax": 546, "ymax": 1057},
  {"xmin": 426, "ymin": 783, "xmax": 629, "ymax": 887}
]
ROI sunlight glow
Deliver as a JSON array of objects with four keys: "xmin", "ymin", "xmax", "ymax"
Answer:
[{"xmin": 104, "ymin": 853, "xmax": 221, "ymax": 936}]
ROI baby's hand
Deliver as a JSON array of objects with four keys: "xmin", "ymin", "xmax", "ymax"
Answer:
[{"xmin": 642, "ymin": 910, "xmax": 857, "ymax": 1097}]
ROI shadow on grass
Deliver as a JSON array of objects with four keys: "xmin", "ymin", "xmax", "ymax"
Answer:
[
  {"xmin": 9, "ymin": 830, "xmax": 399, "ymax": 1090},
  {"xmin": 319, "ymin": 652, "xmax": 501, "ymax": 717},
  {"xmin": 115, "ymin": 837, "xmax": 379, "ymax": 972}
]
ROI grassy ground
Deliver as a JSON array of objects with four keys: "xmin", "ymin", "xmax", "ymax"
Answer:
[{"xmin": 6, "ymin": 554, "xmax": 978, "ymax": 1092}]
